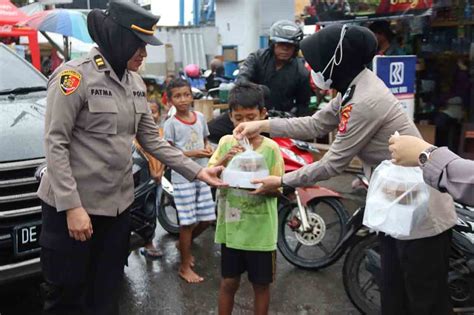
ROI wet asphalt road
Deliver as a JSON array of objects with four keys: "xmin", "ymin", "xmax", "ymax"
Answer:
[{"xmin": 0, "ymin": 174, "xmax": 365, "ymax": 315}]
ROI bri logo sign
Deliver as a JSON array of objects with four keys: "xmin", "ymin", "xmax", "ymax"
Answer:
[
  {"xmin": 390, "ymin": 62, "xmax": 404, "ymax": 85},
  {"xmin": 373, "ymin": 55, "xmax": 416, "ymax": 96},
  {"xmin": 373, "ymin": 55, "xmax": 416, "ymax": 120}
]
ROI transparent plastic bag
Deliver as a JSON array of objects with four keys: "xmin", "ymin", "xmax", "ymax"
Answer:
[
  {"xmin": 222, "ymin": 137, "xmax": 270, "ymax": 189},
  {"xmin": 363, "ymin": 160, "xmax": 430, "ymax": 239}
]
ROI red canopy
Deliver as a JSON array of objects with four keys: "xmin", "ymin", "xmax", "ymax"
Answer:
[
  {"xmin": 0, "ymin": 0, "xmax": 40, "ymax": 70},
  {"xmin": 0, "ymin": 0, "xmax": 28, "ymax": 25}
]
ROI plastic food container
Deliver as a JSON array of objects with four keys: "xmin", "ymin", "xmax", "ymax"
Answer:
[{"xmin": 222, "ymin": 139, "xmax": 269, "ymax": 189}]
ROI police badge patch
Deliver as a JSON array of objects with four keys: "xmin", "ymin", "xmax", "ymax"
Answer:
[
  {"xmin": 338, "ymin": 104, "xmax": 353, "ymax": 134},
  {"xmin": 59, "ymin": 70, "xmax": 81, "ymax": 95}
]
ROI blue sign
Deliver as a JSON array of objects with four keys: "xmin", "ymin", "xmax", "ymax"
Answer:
[{"xmin": 373, "ymin": 55, "xmax": 416, "ymax": 95}]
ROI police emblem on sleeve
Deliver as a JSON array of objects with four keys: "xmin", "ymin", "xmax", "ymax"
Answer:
[
  {"xmin": 338, "ymin": 104, "xmax": 353, "ymax": 134},
  {"xmin": 59, "ymin": 70, "xmax": 81, "ymax": 96}
]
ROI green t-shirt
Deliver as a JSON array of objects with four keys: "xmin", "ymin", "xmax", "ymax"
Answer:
[{"xmin": 209, "ymin": 135, "xmax": 284, "ymax": 251}]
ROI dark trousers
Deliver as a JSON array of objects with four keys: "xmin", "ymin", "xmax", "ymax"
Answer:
[
  {"xmin": 40, "ymin": 202, "xmax": 130, "ymax": 315},
  {"xmin": 380, "ymin": 230, "xmax": 453, "ymax": 315}
]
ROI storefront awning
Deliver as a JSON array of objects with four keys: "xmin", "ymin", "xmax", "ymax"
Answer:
[{"xmin": 305, "ymin": 0, "xmax": 433, "ymax": 24}]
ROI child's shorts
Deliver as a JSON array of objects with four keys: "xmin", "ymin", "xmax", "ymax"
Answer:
[
  {"xmin": 173, "ymin": 180, "xmax": 216, "ymax": 226},
  {"xmin": 221, "ymin": 244, "xmax": 276, "ymax": 285}
]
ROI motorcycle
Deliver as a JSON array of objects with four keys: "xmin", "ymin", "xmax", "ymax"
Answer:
[
  {"xmin": 273, "ymin": 136, "xmax": 349, "ymax": 269},
  {"xmin": 308, "ymin": 190, "xmax": 474, "ymax": 314},
  {"xmin": 157, "ymin": 110, "xmax": 350, "ymax": 271}
]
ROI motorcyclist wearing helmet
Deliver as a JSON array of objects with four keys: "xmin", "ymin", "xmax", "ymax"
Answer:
[
  {"xmin": 184, "ymin": 63, "xmax": 206, "ymax": 90},
  {"xmin": 234, "ymin": 24, "xmax": 455, "ymax": 315},
  {"xmin": 236, "ymin": 20, "xmax": 311, "ymax": 116}
]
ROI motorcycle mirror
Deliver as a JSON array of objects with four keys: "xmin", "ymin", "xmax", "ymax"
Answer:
[{"xmin": 203, "ymin": 69, "xmax": 212, "ymax": 78}]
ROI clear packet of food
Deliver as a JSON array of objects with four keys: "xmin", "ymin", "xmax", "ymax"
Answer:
[{"xmin": 222, "ymin": 137, "xmax": 270, "ymax": 189}]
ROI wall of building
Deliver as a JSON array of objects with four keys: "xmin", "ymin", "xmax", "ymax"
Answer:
[
  {"xmin": 143, "ymin": 25, "xmax": 219, "ymax": 76},
  {"xmin": 258, "ymin": 0, "xmax": 295, "ymax": 35},
  {"xmin": 215, "ymin": 0, "xmax": 259, "ymax": 60},
  {"xmin": 215, "ymin": 0, "xmax": 294, "ymax": 60}
]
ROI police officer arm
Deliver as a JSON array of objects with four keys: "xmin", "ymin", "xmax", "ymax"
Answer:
[
  {"xmin": 424, "ymin": 148, "xmax": 474, "ymax": 206},
  {"xmin": 254, "ymin": 101, "xmax": 380, "ymax": 192},
  {"xmin": 270, "ymin": 94, "xmax": 341, "ymax": 139},
  {"xmin": 389, "ymin": 135, "xmax": 474, "ymax": 206},
  {"xmin": 135, "ymin": 113, "xmax": 225, "ymax": 186},
  {"xmin": 233, "ymin": 95, "xmax": 340, "ymax": 140},
  {"xmin": 283, "ymin": 102, "xmax": 380, "ymax": 187},
  {"xmin": 44, "ymin": 68, "xmax": 84, "ymax": 211}
]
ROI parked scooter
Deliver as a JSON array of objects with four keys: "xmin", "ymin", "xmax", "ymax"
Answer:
[
  {"xmin": 341, "ymin": 202, "xmax": 474, "ymax": 314},
  {"xmin": 273, "ymin": 135, "xmax": 349, "ymax": 269}
]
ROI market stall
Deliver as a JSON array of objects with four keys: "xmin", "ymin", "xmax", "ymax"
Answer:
[
  {"xmin": 0, "ymin": 0, "xmax": 40, "ymax": 70},
  {"xmin": 298, "ymin": 0, "xmax": 474, "ymax": 157}
]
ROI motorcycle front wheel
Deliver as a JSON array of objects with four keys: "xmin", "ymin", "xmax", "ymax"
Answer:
[
  {"xmin": 342, "ymin": 234, "xmax": 381, "ymax": 315},
  {"xmin": 157, "ymin": 188, "xmax": 180, "ymax": 235},
  {"xmin": 277, "ymin": 197, "xmax": 349, "ymax": 269}
]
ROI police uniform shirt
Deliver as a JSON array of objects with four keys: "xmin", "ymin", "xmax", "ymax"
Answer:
[
  {"xmin": 270, "ymin": 68, "xmax": 456, "ymax": 240},
  {"xmin": 38, "ymin": 48, "xmax": 201, "ymax": 216}
]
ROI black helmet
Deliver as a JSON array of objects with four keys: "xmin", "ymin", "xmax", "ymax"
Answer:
[{"xmin": 269, "ymin": 20, "xmax": 303, "ymax": 45}]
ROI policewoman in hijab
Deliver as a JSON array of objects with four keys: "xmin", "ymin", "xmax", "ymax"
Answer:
[
  {"xmin": 234, "ymin": 24, "xmax": 456, "ymax": 315},
  {"xmin": 37, "ymin": 1, "xmax": 225, "ymax": 314}
]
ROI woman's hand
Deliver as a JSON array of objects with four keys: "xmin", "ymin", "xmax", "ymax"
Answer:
[
  {"xmin": 389, "ymin": 135, "xmax": 432, "ymax": 167},
  {"xmin": 66, "ymin": 207, "xmax": 93, "ymax": 241},
  {"xmin": 197, "ymin": 166, "xmax": 228, "ymax": 187},
  {"xmin": 250, "ymin": 176, "xmax": 282, "ymax": 195},
  {"xmin": 233, "ymin": 120, "xmax": 270, "ymax": 140}
]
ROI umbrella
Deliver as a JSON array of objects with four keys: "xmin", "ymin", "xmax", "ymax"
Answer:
[{"xmin": 19, "ymin": 9, "xmax": 93, "ymax": 60}]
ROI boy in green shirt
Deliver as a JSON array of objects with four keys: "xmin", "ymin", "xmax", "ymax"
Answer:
[{"xmin": 208, "ymin": 83, "xmax": 284, "ymax": 315}]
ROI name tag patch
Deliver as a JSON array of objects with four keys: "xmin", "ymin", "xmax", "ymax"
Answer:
[{"xmin": 90, "ymin": 88, "xmax": 112, "ymax": 97}]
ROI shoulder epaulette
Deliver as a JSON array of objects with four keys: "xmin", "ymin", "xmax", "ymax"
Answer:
[
  {"xmin": 93, "ymin": 55, "xmax": 106, "ymax": 70},
  {"xmin": 341, "ymin": 85, "xmax": 356, "ymax": 107}
]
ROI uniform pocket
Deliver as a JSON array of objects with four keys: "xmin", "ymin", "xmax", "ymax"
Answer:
[
  {"xmin": 133, "ymin": 98, "xmax": 149, "ymax": 133},
  {"xmin": 86, "ymin": 98, "xmax": 118, "ymax": 134}
]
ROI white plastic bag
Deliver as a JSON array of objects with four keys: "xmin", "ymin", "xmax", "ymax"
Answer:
[
  {"xmin": 222, "ymin": 137, "xmax": 269, "ymax": 189},
  {"xmin": 363, "ymin": 160, "xmax": 430, "ymax": 239}
]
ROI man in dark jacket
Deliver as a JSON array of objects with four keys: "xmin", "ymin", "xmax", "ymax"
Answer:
[{"xmin": 236, "ymin": 20, "xmax": 311, "ymax": 116}]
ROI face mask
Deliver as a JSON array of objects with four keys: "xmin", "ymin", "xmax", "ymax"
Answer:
[{"xmin": 310, "ymin": 24, "xmax": 348, "ymax": 90}]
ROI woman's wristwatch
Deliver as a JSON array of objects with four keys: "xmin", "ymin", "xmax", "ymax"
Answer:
[{"xmin": 418, "ymin": 146, "xmax": 438, "ymax": 166}]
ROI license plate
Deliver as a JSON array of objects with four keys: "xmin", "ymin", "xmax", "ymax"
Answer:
[{"xmin": 14, "ymin": 221, "xmax": 42, "ymax": 256}]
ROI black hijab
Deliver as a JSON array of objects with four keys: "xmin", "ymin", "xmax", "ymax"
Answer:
[
  {"xmin": 87, "ymin": 9, "xmax": 143, "ymax": 79},
  {"xmin": 301, "ymin": 24, "xmax": 377, "ymax": 93}
]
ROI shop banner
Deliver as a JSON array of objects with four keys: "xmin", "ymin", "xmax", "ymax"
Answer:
[
  {"xmin": 373, "ymin": 55, "xmax": 417, "ymax": 120},
  {"xmin": 300, "ymin": 0, "xmax": 432, "ymax": 24}
]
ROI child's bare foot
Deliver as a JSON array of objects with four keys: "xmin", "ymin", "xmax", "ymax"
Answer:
[
  {"xmin": 176, "ymin": 241, "xmax": 195, "ymax": 267},
  {"xmin": 179, "ymin": 266, "xmax": 204, "ymax": 283}
]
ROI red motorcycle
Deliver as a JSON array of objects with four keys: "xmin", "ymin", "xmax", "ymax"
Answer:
[
  {"xmin": 273, "ymin": 135, "xmax": 349, "ymax": 269},
  {"xmin": 263, "ymin": 109, "xmax": 349, "ymax": 269}
]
